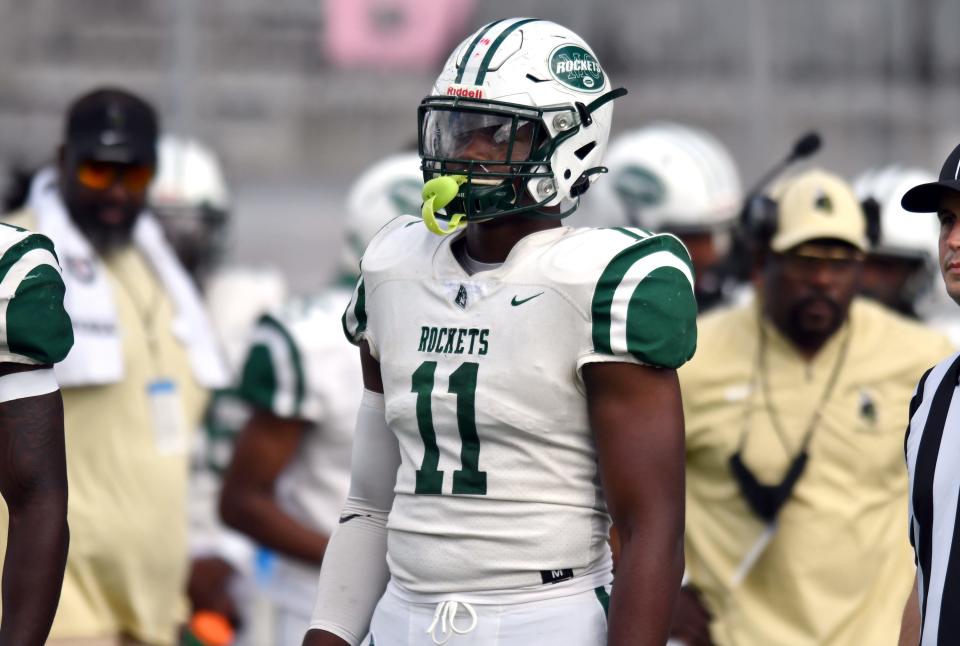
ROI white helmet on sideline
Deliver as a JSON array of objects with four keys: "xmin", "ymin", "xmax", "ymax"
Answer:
[
  {"xmin": 150, "ymin": 135, "xmax": 231, "ymax": 280},
  {"xmin": 338, "ymin": 152, "xmax": 424, "ymax": 280},
  {"xmin": 578, "ymin": 121, "xmax": 742, "ymax": 233},
  {"xmin": 853, "ymin": 165, "xmax": 939, "ymax": 261},
  {"xmin": 853, "ymin": 165, "xmax": 943, "ymax": 317}
]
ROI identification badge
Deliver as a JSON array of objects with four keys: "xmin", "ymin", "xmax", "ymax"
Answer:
[{"xmin": 148, "ymin": 379, "xmax": 187, "ymax": 455}]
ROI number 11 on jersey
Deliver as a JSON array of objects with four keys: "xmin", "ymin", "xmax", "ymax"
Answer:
[{"xmin": 411, "ymin": 361, "xmax": 487, "ymax": 495}]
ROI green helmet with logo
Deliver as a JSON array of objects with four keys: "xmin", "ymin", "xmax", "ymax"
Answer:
[{"xmin": 419, "ymin": 18, "xmax": 625, "ymax": 223}]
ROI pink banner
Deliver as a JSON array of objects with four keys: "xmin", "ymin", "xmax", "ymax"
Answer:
[{"xmin": 324, "ymin": 0, "xmax": 475, "ymax": 72}]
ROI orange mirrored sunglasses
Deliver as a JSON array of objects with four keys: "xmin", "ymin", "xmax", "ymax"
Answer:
[{"xmin": 76, "ymin": 160, "xmax": 154, "ymax": 193}]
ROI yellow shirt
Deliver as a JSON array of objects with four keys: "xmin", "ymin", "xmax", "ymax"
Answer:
[
  {"xmin": 680, "ymin": 297, "xmax": 953, "ymax": 646},
  {"xmin": 0, "ymin": 210, "xmax": 207, "ymax": 645}
]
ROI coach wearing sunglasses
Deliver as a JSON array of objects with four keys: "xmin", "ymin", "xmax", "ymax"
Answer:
[{"xmin": 1, "ymin": 87, "xmax": 227, "ymax": 646}]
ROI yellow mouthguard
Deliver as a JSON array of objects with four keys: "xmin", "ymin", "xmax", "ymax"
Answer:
[{"xmin": 421, "ymin": 175, "xmax": 467, "ymax": 236}]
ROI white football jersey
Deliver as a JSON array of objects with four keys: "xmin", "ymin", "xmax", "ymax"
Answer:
[
  {"xmin": 235, "ymin": 289, "xmax": 361, "ymax": 612},
  {"xmin": 239, "ymin": 290, "xmax": 359, "ymax": 538},
  {"xmin": 343, "ymin": 216, "xmax": 697, "ymax": 597}
]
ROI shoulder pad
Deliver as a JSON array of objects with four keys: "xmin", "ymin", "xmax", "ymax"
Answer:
[{"xmin": 548, "ymin": 227, "xmax": 698, "ymax": 368}]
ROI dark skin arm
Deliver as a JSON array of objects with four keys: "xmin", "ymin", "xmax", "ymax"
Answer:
[
  {"xmin": 303, "ymin": 342, "xmax": 383, "ymax": 646},
  {"xmin": 583, "ymin": 361, "xmax": 686, "ymax": 646},
  {"xmin": 220, "ymin": 410, "xmax": 328, "ymax": 564},
  {"xmin": 670, "ymin": 586, "xmax": 715, "ymax": 646},
  {"xmin": 0, "ymin": 364, "xmax": 69, "ymax": 646}
]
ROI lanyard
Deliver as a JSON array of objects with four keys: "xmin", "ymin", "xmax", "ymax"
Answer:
[{"xmin": 738, "ymin": 312, "xmax": 852, "ymax": 456}]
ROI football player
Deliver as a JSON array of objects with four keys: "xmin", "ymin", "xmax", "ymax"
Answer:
[
  {"xmin": 304, "ymin": 18, "xmax": 697, "ymax": 646},
  {"xmin": 0, "ymin": 224, "xmax": 74, "ymax": 645}
]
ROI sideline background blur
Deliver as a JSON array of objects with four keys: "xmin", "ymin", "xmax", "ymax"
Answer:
[{"xmin": 1, "ymin": 0, "xmax": 959, "ymax": 291}]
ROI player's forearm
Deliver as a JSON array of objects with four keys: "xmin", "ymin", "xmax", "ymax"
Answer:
[
  {"xmin": 0, "ymin": 389, "xmax": 68, "ymax": 646},
  {"xmin": 607, "ymin": 523, "xmax": 684, "ymax": 646},
  {"xmin": 220, "ymin": 489, "xmax": 328, "ymax": 564},
  {"xmin": 1, "ymin": 494, "xmax": 69, "ymax": 646}
]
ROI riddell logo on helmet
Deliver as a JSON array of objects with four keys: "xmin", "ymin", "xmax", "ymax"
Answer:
[
  {"xmin": 446, "ymin": 85, "xmax": 484, "ymax": 99},
  {"xmin": 548, "ymin": 44, "xmax": 605, "ymax": 93}
]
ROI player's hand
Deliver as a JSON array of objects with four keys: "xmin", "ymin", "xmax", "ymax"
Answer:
[
  {"xmin": 187, "ymin": 556, "xmax": 242, "ymax": 628},
  {"xmin": 670, "ymin": 586, "xmax": 715, "ymax": 646}
]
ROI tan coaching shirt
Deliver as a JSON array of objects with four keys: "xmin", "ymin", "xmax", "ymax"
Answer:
[
  {"xmin": 0, "ymin": 209, "xmax": 207, "ymax": 645},
  {"xmin": 680, "ymin": 297, "xmax": 953, "ymax": 646}
]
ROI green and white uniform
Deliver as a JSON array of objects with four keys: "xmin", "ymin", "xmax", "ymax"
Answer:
[
  {"xmin": 239, "ymin": 292, "xmax": 359, "ymax": 539},
  {"xmin": 0, "ymin": 222, "xmax": 72, "ymax": 366},
  {"xmin": 236, "ymin": 291, "xmax": 359, "ymax": 639},
  {"xmin": 343, "ymin": 216, "xmax": 696, "ymax": 600}
]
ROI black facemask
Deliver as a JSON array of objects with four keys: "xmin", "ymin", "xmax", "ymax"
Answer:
[{"xmin": 728, "ymin": 450, "xmax": 809, "ymax": 524}]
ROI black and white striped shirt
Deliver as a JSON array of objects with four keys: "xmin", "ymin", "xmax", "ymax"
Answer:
[{"xmin": 906, "ymin": 351, "xmax": 960, "ymax": 645}]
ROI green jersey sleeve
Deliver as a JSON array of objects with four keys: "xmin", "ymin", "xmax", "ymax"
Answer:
[
  {"xmin": 236, "ymin": 313, "xmax": 309, "ymax": 420},
  {"xmin": 589, "ymin": 232, "xmax": 697, "ymax": 369},
  {"xmin": 0, "ymin": 227, "xmax": 73, "ymax": 365}
]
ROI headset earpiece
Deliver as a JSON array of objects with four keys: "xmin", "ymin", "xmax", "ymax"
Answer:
[
  {"xmin": 861, "ymin": 197, "xmax": 882, "ymax": 249},
  {"xmin": 741, "ymin": 194, "xmax": 779, "ymax": 247}
]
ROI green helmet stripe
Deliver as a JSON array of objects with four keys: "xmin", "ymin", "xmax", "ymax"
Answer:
[
  {"xmin": 474, "ymin": 18, "xmax": 540, "ymax": 85},
  {"xmin": 454, "ymin": 19, "xmax": 509, "ymax": 84}
]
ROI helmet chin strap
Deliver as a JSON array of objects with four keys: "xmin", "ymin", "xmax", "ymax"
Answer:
[{"xmin": 422, "ymin": 175, "xmax": 467, "ymax": 236}]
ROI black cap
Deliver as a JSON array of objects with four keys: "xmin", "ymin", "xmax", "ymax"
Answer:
[
  {"xmin": 902, "ymin": 142, "xmax": 960, "ymax": 213},
  {"xmin": 64, "ymin": 87, "xmax": 159, "ymax": 166}
]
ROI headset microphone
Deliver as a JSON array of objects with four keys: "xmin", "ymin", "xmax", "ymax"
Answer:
[
  {"xmin": 739, "ymin": 131, "xmax": 823, "ymax": 245},
  {"xmin": 742, "ymin": 131, "xmax": 822, "ymax": 208}
]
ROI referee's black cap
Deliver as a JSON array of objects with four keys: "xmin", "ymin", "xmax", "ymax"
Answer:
[
  {"xmin": 902, "ymin": 142, "xmax": 960, "ymax": 213},
  {"xmin": 64, "ymin": 87, "xmax": 159, "ymax": 166}
]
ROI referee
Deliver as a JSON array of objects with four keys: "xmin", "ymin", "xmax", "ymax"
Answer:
[{"xmin": 899, "ymin": 141, "xmax": 960, "ymax": 646}]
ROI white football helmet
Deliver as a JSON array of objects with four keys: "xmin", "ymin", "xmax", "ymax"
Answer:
[
  {"xmin": 853, "ymin": 165, "xmax": 939, "ymax": 262},
  {"xmin": 578, "ymin": 121, "xmax": 742, "ymax": 233},
  {"xmin": 149, "ymin": 135, "xmax": 231, "ymax": 279},
  {"xmin": 339, "ymin": 152, "xmax": 424, "ymax": 279},
  {"xmin": 854, "ymin": 165, "xmax": 943, "ymax": 316},
  {"xmin": 419, "ymin": 18, "xmax": 624, "ymax": 221}
]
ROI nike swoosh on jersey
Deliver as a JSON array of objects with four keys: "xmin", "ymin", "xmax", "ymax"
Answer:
[{"xmin": 511, "ymin": 292, "xmax": 544, "ymax": 306}]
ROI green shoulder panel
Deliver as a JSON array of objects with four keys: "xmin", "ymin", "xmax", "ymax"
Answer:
[
  {"xmin": 591, "ymin": 233, "xmax": 697, "ymax": 368},
  {"xmin": 237, "ymin": 314, "xmax": 306, "ymax": 419},
  {"xmin": 1, "ymin": 232, "xmax": 73, "ymax": 364}
]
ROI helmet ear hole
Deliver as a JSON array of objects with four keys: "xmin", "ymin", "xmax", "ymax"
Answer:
[
  {"xmin": 570, "ymin": 174, "xmax": 591, "ymax": 197},
  {"xmin": 862, "ymin": 197, "xmax": 882, "ymax": 248},
  {"xmin": 574, "ymin": 142, "xmax": 596, "ymax": 160},
  {"xmin": 564, "ymin": 169, "xmax": 572, "ymax": 180}
]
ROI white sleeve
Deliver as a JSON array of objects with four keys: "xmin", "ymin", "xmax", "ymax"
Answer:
[{"xmin": 307, "ymin": 389, "xmax": 399, "ymax": 645}]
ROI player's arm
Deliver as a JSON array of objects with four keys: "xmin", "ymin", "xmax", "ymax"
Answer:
[
  {"xmin": 303, "ymin": 340, "xmax": 397, "ymax": 646},
  {"xmin": 220, "ymin": 410, "xmax": 327, "ymax": 562},
  {"xmin": 583, "ymin": 360, "xmax": 685, "ymax": 646},
  {"xmin": 899, "ymin": 572, "xmax": 920, "ymax": 646},
  {"xmin": 220, "ymin": 310, "xmax": 335, "ymax": 563},
  {"xmin": 0, "ymin": 363, "xmax": 69, "ymax": 646}
]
